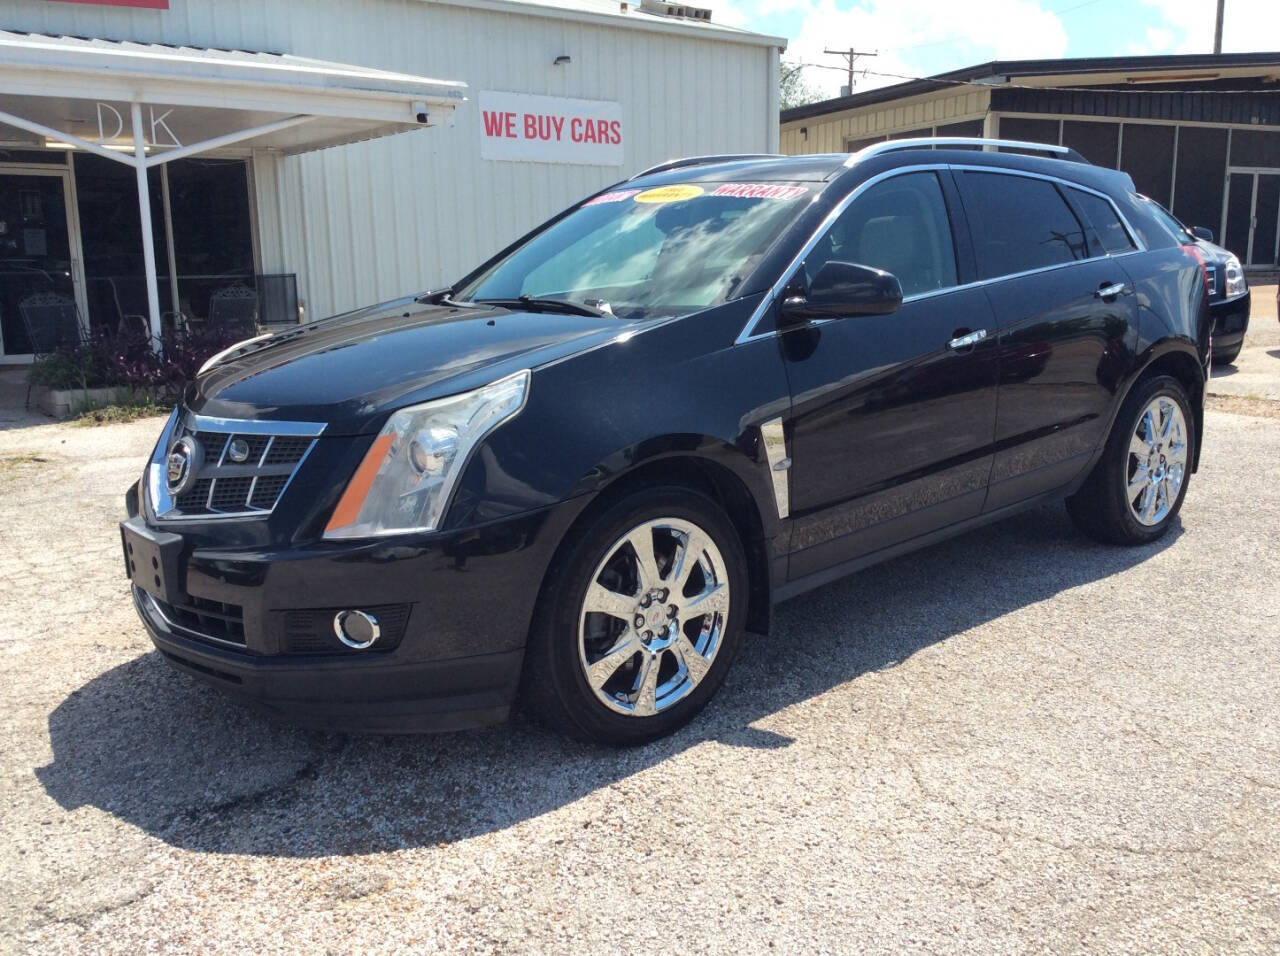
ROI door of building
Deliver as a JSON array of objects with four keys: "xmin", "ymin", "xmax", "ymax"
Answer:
[
  {"xmin": 0, "ymin": 165, "xmax": 88, "ymax": 362},
  {"xmin": 1222, "ymin": 169, "xmax": 1280, "ymax": 268}
]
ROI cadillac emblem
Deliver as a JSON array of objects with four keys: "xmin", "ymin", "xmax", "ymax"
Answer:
[{"xmin": 165, "ymin": 436, "xmax": 203, "ymax": 496}]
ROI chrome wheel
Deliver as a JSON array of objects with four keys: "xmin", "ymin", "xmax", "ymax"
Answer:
[
  {"xmin": 578, "ymin": 517, "xmax": 730, "ymax": 717},
  {"xmin": 1126, "ymin": 395, "xmax": 1188, "ymax": 526}
]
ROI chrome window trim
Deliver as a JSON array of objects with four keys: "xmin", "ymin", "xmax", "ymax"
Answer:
[
  {"xmin": 759, "ymin": 417, "xmax": 790, "ymax": 520},
  {"xmin": 146, "ymin": 413, "xmax": 326, "ymax": 522},
  {"xmin": 734, "ymin": 163, "xmax": 1147, "ymax": 345},
  {"xmin": 947, "ymin": 164, "xmax": 1148, "ymax": 256}
]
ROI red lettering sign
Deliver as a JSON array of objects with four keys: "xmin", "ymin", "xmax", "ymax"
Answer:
[{"xmin": 479, "ymin": 92, "xmax": 623, "ymax": 166}]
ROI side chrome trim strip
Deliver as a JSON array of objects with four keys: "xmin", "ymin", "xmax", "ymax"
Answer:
[
  {"xmin": 760, "ymin": 417, "xmax": 790, "ymax": 520},
  {"xmin": 734, "ymin": 163, "xmax": 1148, "ymax": 345}
]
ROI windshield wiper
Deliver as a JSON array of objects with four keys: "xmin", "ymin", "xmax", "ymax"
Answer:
[
  {"xmin": 415, "ymin": 288, "xmax": 485, "ymax": 309},
  {"xmin": 473, "ymin": 295, "xmax": 608, "ymax": 318}
]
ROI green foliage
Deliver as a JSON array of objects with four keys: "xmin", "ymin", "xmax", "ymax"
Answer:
[{"xmin": 780, "ymin": 61, "xmax": 824, "ymax": 111}]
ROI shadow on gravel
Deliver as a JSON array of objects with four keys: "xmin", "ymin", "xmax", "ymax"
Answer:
[{"xmin": 37, "ymin": 504, "xmax": 1180, "ymax": 857}]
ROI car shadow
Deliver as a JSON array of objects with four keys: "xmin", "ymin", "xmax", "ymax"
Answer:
[
  {"xmin": 1209, "ymin": 363, "xmax": 1239, "ymax": 377},
  {"xmin": 36, "ymin": 503, "xmax": 1181, "ymax": 857}
]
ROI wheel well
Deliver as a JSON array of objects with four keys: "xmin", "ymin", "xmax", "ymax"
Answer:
[
  {"xmin": 552, "ymin": 456, "xmax": 773, "ymax": 635},
  {"xmin": 1134, "ymin": 349, "xmax": 1205, "ymax": 470}
]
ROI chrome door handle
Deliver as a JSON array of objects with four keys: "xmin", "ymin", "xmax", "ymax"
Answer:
[
  {"xmin": 947, "ymin": 328, "xmax": 987, "ymax": 350},
  {"xmin": 1095, "ymin": 282, "xmax": 1126, "ymax": 299}
]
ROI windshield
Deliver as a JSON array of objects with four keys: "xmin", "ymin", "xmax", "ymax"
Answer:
[
  {"xmin": 455, "ymin": 181, "xmax": 815, "ymax": 319},
  {"xmin": 1140, "ymin": 195, "xmax": 1195, "ymax": 244}
]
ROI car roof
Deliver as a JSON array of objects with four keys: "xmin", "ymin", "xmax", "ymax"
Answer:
[
  {"xmin": 627, "ymin": 140, "xmax": 1136, "ymax": 196},
  {"xmin": 629, "ymin": 154, "xmax": 850, "ymax": 185}
]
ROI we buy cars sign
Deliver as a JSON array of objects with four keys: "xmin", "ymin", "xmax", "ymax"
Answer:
[{"xmin": 479, "ymin": 91, "xmax": 623, "ymax": 166}]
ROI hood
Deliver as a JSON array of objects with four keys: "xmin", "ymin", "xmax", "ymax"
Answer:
[{"xmin": 189, "ymin": 299, "xmax": 645, "ymax": 435}]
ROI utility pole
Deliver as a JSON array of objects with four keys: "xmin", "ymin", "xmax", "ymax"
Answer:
[
  {"xmin": 823, "ymin": 47, "xmax": 878, "ymax": 96},
  {"xmin": 1213, "ymin": 0, "xmax": 1224, "ymax": 53}
]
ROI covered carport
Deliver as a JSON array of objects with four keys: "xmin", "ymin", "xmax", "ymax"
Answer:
[{"xmin": 0, "ymin": 30, "xmax": 465, "ymax": 351}]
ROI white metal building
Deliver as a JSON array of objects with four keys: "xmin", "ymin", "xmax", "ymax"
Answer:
[{"xmin": 0, "ymin": 0, "xmax": 783, "ymax": 361}]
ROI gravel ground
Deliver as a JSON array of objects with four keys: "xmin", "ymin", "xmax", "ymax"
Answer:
[
  {"xmin": 1, "ymin": 317, "xmax": 1278, "ymax": 953},
  {"xmin": 1209, "ymin": 283, "xmax": 1279, "ymax": 401}
]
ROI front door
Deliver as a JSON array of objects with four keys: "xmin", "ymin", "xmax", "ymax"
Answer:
[
  {"xmin": 782, "ymin": 169, "xmax": 1000, "ymax": 579},
  {"xmin": 0, "ymin": 166, "xmax": 87, "ymax": 361},
  {"xmin": 1222, "ymin": 170, "xmax": 1280, "ymax": 268}
]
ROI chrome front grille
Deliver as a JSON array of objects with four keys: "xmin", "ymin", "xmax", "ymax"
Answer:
[{"xmin": 150, "ymin": 412, "xmax": 325, "ymax": 520}]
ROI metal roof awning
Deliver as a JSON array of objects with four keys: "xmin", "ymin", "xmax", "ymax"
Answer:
[
  {"xmin": 0, "ymin": 30, "xmax": 467, "ymax": 346},
  {"xmin": 0, "ymin": 30, "xmax": 467, "ymax": 155}
]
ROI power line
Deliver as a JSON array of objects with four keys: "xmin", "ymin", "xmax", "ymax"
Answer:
[{"xmin": 788, "ymin": 64, "xmax": 1280, "ymax": 97}]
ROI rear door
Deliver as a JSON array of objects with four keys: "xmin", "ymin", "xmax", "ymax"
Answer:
[
  {"xmin": 782, "ymin": 169, "xmax": 1000, "ymax": 578},
  {"xmin": 952, "ymin": 169, "xmax": 1141, "ymax": 512}
]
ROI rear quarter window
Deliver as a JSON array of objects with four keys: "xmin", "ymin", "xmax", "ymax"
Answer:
[{"xmin": 1068, "ymin": 188, "xmax": 1137, "ymax": 255}]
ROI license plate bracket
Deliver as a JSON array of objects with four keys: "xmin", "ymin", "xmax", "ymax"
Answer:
[{"xmin": 120, "ymin": 517, "xmax": 185, "ymax": 605}]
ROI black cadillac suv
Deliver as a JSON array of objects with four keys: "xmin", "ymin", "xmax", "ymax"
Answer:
[{"xmin": 123, "ymin": 138, "xmax": 1212, "ymax": 745}]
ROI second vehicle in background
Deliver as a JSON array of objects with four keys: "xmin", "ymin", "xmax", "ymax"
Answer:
[{"xmin": 1140, "ymin": 197, "xmax": 1251, "ymax": 366}]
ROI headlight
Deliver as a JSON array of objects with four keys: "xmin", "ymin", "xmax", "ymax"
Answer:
[
  {"xmin": 323, "ymin": 370, "xmax": 529, "ymax": 539},
  {"xmin": 1224, "ymin": 254, "xmax": 1247, "ymax": 298},
  {"xmin": 198, "ymin": 333, "xmax": 274, "ymax": 376}
]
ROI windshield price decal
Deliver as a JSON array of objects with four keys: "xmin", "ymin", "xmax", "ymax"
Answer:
[
  {"xmin": 634, "ymin": 185, "xmax": 705, "ymax": 204},
  {"xmin": 710, "ymin": 183, "xmax": 809, "ymax": 200}
]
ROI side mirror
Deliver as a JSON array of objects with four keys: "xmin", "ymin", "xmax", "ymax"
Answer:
[
  {"xmin": 780, "ymin": 261, "xmax": 903, "ymax": 324},
  {"xmin": 1191, "ymin": 226, "xmax": 1214, "ymax": 242}
]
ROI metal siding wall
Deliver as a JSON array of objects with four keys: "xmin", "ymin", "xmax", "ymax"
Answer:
[
  {"xmin": 780, "ymin": 88, "xmax": 990, "ymax": 155},
  {"xmin": 3, "ymin": 0, "xmax": 776, "ymax": 318}
]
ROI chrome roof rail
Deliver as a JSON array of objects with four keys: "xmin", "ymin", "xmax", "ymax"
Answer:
[
  {"xmin": 630, "ymin": 154, "xmax": 783, "ymax": 180},
  {"xmin": 845, "ymin": 137, "xmax": 1086, "ymax": 167}
]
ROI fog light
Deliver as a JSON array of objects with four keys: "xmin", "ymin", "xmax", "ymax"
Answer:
[{"xmin": 333, "ymin": 609, "xmax": 381, "ymax": 649}]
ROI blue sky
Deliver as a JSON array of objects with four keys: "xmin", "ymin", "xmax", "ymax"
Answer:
[{"xmin": 713, "ymin": 0, "xmax": 1280, "ymax": 99}]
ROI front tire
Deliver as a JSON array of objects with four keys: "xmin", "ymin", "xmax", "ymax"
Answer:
[
  {"xmin": 1066, "ymin": 375, "xmax": 1194, "ymax": 545},
  {"xmin": 522, "ymin": 485, "xmax": 747, "ymax": 745}
]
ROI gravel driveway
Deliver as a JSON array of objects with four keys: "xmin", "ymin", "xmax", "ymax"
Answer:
[{"xmin": 1, "ymin": 325, "xmax": 1278, "ymax": 952}]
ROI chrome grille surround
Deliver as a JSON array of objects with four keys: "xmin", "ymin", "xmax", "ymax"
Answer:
[{"xmin": 148, "ymin": 412, "xmax": 325, "ymax": 520}]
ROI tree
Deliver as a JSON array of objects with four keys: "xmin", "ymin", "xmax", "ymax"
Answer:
[{"xmin": 780, "ymin": 61, "xmax": 824, "ymax": 110}]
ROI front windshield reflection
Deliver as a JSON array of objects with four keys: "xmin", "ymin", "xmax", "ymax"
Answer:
[{"xmin": 458, "ymin": 182, "xmax": 815, "ymax": 320}]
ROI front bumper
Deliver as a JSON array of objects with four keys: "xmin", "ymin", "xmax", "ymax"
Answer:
[
  {"xmin": 1211, "ymin": 290, "xmax": 1251, "ymax": 350},
  {"xmin": 124, "ymin": 499, "xmax": 585, "ymax": 733}
]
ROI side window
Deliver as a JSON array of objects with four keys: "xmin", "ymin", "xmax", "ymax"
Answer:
[
  {"xmin": 958, "ymin": 172, "xmax": 1089, "ymax": 279},
  {"xmin": 804, "ymin": 171, "xmax": 958, "ymax": 299},
  {"xmin": 1069, "ymin": 188, "xmax": 1137, "ymax": 255}
]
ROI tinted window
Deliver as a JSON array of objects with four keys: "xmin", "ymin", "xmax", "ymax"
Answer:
[
  {"xmin": 804, "ymin": 171, "xmax": 957, "ymax": 299},
  {"xmin": 1136, "ymin": 196, "xmax": 1192, "ymax": 248},
  {"xmin": 1069, "ymin": 189, "xmax": 1136, "ymax": 255},
  {"xmin": 959, "ymin": 172, "xmax": 1088, "ymax": 278}
]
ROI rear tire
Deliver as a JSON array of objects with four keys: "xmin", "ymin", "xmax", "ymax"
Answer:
[
  {"xmin": 522, "ymin": 485, "xmax": 747, "ymax": 746},
  {"xmin": 1066, "ymin": 375, "xmax": 1194, "ymax": 546}
]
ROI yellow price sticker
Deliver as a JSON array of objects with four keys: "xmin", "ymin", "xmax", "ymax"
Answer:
[{"xmin": 633, "ymin": 184, "xmax": 705, "ymax": 204}]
